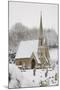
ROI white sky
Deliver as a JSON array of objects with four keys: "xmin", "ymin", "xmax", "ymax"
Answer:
[{"xmin": 9, "ymin": 2, "xmax": 58, "ymax": 33}]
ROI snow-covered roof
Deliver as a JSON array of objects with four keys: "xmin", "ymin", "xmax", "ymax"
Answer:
[
  {"xmin": 34, "ymin": 52, "xmax": 41, "ymax": 64},
  {"xmin": 15, "ymin": 40, "xmax": 39, "ymax": 59},
  {"xmin": 31, "ymin": 52, "xmax": 41, "ymax": 64}
]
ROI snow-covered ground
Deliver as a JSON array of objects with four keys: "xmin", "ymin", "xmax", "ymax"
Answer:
[
  {"xmin": 9, "ymin": 48, "xmax": 59, "ymax": 88},
  {"xmin": 49, "ymin": 48, "xmax": 58, "ymax": 62}
]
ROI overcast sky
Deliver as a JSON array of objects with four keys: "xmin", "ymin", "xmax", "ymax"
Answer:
[{"xmin": 9, "ymin": 2, "xmax": 58, "ymax": 33}]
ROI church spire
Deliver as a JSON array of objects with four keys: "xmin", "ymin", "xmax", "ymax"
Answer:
[
  {"xmin": 38, "ymin": 12, "xmax": 43, "ymax": 46},
  {"xmin": 38, "ymin": 12, "xmax": 43, "ymax": 56},
  {"xmin": 40, "ymin": 12, "xmax": 43, "ymax": 37},
  {"xmin": 37, "ymin": 12, "xmax": 50, "ymax": 68}
]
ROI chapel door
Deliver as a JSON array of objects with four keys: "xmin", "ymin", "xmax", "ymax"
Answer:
[{"xmin": 31, "ymin": 58, "xmax": 35, "ymax": 69}]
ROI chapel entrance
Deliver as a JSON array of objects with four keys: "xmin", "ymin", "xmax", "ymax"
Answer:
[{"xmin": 31, "ymin": 58, "xmax": 35, "ymax": 69}]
